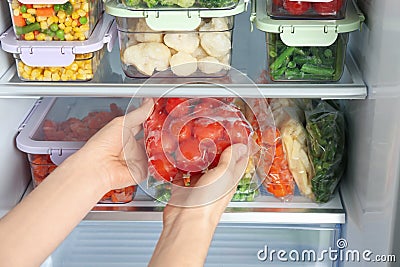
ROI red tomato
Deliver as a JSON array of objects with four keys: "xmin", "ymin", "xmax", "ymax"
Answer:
[
  {"xmin": 272, "ymin": 0, "xmax": 283, "ymax": 6},
  {"xmin": 313, "ymin": 0, "xmax": 343, "ymax": 15},
  {"xmin": 170, "ymin": 120, "xmax": 192, "ymax": 142},
  {"xmin": 153, "ymin": 98, "xmax": 167, "ymax": 113},
  {"xmin": 176, "ymin": 138, "xmax": 213, "ymax": 172},
  {"xmin": 146, "ymin": 135, "xmax": 163, "ymax": 157},
  {"xmin": 283, "ymin": 0, "xmax": 311, "ymax": 15},
  {"xmin": 145, "ymin": 111, "xmax": 167, "ymax": 133},
  {"xmin": 165, "ymin": 98, "xmax": 190, "ymax": 116},
  {"xmin": 193, "ymin": 98, "xmax": 222, "ymax": 116},
  {"xmin": 194, "ymin": 121, "xmax": 225, "ymax": 143},
  {"xmin": 149, "ymin": 153, "xmax": 178, "ymax": 181}
]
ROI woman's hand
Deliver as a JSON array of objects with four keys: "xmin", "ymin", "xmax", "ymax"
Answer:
[
  {"xmin": 71, "ymin": 98, "xmax": 154, "ymax": 191},
  {"xmin": 149, "ymin": 144, "xmax": 249, "ymax": 267}
]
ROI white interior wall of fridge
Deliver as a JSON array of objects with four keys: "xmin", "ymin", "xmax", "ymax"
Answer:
[{"xmin": 342, "ymin": 0, "xmax": 400, "ymax": 265}]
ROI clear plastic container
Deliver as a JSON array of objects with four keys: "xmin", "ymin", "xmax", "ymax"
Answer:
[
  {"xmin": 1, "ymin": 14, "xmax": 116, "ymax": 81},
  {"xmin": 8, "ymin": 0, "xmax": 103, "ymax": 41},
  {"xmin": 117, "ymin": 17, "xmax": 233, "ymax": 78},
  {"xmin": 121, "ymin": 0, "xmax": 239, "ymax": 10},
  {"xmin": 266, "ymin": 33, "xmax": 348, "ymax": 82},
  {"xmin": 16, "ymin": 97, "xmax": 137, "ymax": 204},
  {"xmin": 14, "ymin": 50, "xmax": 104, "ymax": 81},
  {"xmin": 267, "ymin": 0, "xmax": 348, "ymax": 20}
]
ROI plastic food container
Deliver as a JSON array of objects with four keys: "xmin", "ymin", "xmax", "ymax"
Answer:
[
  {"xmin": 8, "ymin": 0, "xmax": 103, "ymax": 41},
  {"xmin": 252, "ymin": 0, "xmax": 364, "ymax": 82},
  {"xmin": 267, "ymin": 0, "xmax": 348, "ymax": 20},
  {"xmin": 121, "ymin": 0, "xmax": 240, "ymax": 10},
  {"xmin": 1, "ymin": 14, "xmax": 116, "ymax": 81},
  {"xmin": 106, "ymin": 0, "xmax": 247, "ymax": 78},
  {"xmin": 16, "ymin": 97, "xmax": 137, "ymax": 204}
]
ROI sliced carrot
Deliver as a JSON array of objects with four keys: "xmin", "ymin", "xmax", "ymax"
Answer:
[
  {"xmin": 13, "ymin": 15, "xmax": 26, "ymax": 27},
  {"xmin": 36, "ymin": 7, "xmax": 54, "ymax": 17}
]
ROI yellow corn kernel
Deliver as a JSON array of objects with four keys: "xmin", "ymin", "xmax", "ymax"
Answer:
[
  {"xmin": 11, "ymin": 3, "xmax": 20, "ymax": 10},
  {"xmin": 71, "ymin": 12, "xmax": 79, "ymax": 20},
  {"xmin": 43, "ymin": 77, "xmax": 53, "ymax": 81},
  {"xmin": 61, "ymin": 74, "xmax": 69, "ymax": 81},
  {"xmin": 80, "ymin": 24, "xmax": 89, "ymax": 32},
  {"xmin": 78, "ymin": 35, "xmax": 85, "ymax": 41},
  {"xmin": 85, "ymin": 74, "xmax": 93, "ymax": 80},
  {"xmin": 84, "ymin": 69, "xmax": 92, "ymax": 75},
  {"xmin": 58, "ymin": 23, "xmax": 65, "ymax": 30},
  {"xmin": 18, "ymin": 61, "xmax": 24, "ymax": 68},
  {"xmin": 22, "ymin": 13, "xmax": 32, "ymax": 19},
  {"xmin": 84, "ymin": 63, "xmax": 91, "ymax": 70},
  {"xmin": 26, "ymin": 16, "xmax": 36, "ymax": 24},
  {"xmin": 21, "ymin": 72, "xmax": 30, "ymax": 80},
  {"xmin": 30, "ymin": 69, "xmax": 41, "ymax": 79},
  {"xmin": 70, "ymin": 0, "xmax": 76, "ymax": 4},
  {"xmin": 44, "ymin": 36, "xmax": 53, "ymax": 41},
  {"xmin": 36, "ymin": 16, "xmax": 47, "ymax": 22},
  {"xmin": 76, "ymin": 73, "xmax": 86, "ymax": 80},
  {"xmin": 27, "ymin": 8, "xmax": 36, "ymax": 15},
  {"xmin": 77, "ymin": 9, "xmax": 86, "ymax": 17},
  {"xmin": 65, "ymin": 33, "xmax": 74, "ymax": 41},
  {"xmin": 47, "ymin": 16, "xmax": 59, "ymax": 25},
  {"xmin": 24, "ymin": 32, "xmax": 35, "ymax": 40},
  {"xmin": 36, "ymin": 33, "xmax": 46, "ymax": 41},
  {"xmin": 64, "ymin": 26, "xmax": 72, "ymax": 34},
  {"xmin": 40, "ymin": 21, "xmax": 48, "ymax": 30},
  {"xmin": 13, "ymin": 9, "xmax": 20, "ymax": 16},
  {"xmin": 66, "ymin": 69, "xmax": 74, "ymax": 77},
  {"xmin": 23, "ymin": 65, "xmax": 32, "ymax": 75},
  {"xmin": 43, "ymin": 70, "xmax": 52, "ymax": 78},
  {"xmin": 57, "ymin": 11, "xmax": 66, "ymax": 20},
  {"xmin": 70, "ymin": 63, "xmax": 79, "ymax": 71},
  {"xmin": 71, "ymin": 20, "xmax": 78, "ymax": 27},
  {"xmin": 48, "ymin": 67, "xmax": 59, "ymax": 73},
  {"xmin": 37, "ymin": 75, "xmax": 44, "ymax": 81},
  {"xmin": 51, "ymin": 73, "xmax": 61, "ymax": 81},
  {"xmin": 81, "ymin": 3, "xmax": 89, "ymax": 12}
]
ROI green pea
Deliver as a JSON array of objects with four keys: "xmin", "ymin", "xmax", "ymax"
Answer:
[
  {"xmin": 56, "ymin": 29, "xmax": 65, "ymax": 40},
  {"xmin": 50, "ymin": 23, "xmax": 58, "ymax": 32},
  {"xmin": 79, "ymin": 16, "xmax": 88, "ymax": 25},
  {"xmin": 53, "ymin": 4, "xmax": 61, "ymax": 12},
  {"xmin": 20, "ymin": 5, "xmax": 27, "ymax": 13}
]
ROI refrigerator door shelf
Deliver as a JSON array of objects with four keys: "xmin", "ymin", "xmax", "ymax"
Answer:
[{"xmin": 0, "ymin": 11, "xmax": 366, "ymax": 99}]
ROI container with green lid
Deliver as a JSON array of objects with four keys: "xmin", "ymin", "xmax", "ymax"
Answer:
[
  {"xmin": 251, "ymin": 0, "xmax": 364, "ymax": 82},
  {"xmin": 106, "ymin": 0, "xmax": 247, "ymax": 78}
]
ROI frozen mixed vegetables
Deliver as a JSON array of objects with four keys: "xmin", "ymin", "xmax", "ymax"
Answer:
[
  {"xmin": 10, "ymin": 0, "xmax": 102, "ymax": 41},
  {"xmin": 16, "ymin": 50, "xmax": 103, "ymax": 81},
  {"xmin": 121, "ymin": 18, "xmax": 231, "ymax": 77}
]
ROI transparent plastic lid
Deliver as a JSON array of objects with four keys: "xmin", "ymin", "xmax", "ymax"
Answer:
[
  {"xmin": 106, "ymin": 0, "xmax": 248, "ymax": 31},
  {"xmin": 1, "ymin": 14, "xmax": 117, "ymax": 67},
  {"xmin": 251, "ymin": 0, "xmax": 364, "ymax": 46},
  {"xmin": 16, "ymin": 97, "xmax": 132, "ymax": 165}
]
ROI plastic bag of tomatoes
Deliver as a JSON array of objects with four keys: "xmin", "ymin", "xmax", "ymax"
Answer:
[{"xmin": 145, "ymin": 97, "xmax": 260, "ymax": 202}]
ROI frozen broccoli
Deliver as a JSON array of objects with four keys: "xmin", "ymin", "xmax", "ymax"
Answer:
[
  {"xmin": 124, "ymin": 0, "xmax": 142, "ymax": 6},
  {"xmin": 198, "ymin": 0, "xmax": 237, "ymax": 8},
  {"xmin": 143, "ymin": 0, "xmax": 159, "ymax": 7},
  {"xmin": 159, "ymin": 0, "xmax": 194, "ymax": 7}
]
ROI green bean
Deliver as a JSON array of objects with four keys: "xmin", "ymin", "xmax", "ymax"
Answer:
[
  {"xmin": 270, "ymin": 46, "xmax": 295, "ymax": 71},
  {"xmin": 301, "ymin": 63, "xmax": 335, "ymax": 76},
  {"xmin": 15, "ymin": 22, "xmax": 40, "ymax": 35}
]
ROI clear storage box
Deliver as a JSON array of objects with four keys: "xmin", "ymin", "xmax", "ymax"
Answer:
[
  {"xmin": 8, "ymin": 0, "xmax": 103, "ymax": 41},
  {"xmin": 16, "ymin": 97, "xmax": 137, "ymax": 204},
  {"xmin": 105, "ymin": 0, "xmax": 247, "ymax": 78},
  {"xmin": 121, "ymin": 0, "xmax": 239, "ymax": 10},
  {"xmin": 1, "ymin": 14, "xmax": 116, "ymax": 81},
  {"xmin": 252, "ymin": 0, "xmax": 364, "ymax": 82},
  {"xmin": 267, "ymin": 0, "xmax": 348, "ymax": 20}
]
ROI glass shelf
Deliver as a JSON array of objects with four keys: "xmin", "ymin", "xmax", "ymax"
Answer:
[{"xmin": 0, "ymin": 11, "xmax": 366, "ymax": 99}]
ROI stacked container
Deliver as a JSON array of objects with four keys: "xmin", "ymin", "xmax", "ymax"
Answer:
[
  {"xmin": 252, "ymin": 0, "xmax": 364, "ymax": 82},
  {"xmin": 105, "ymin": 0, "xmax": 248, "ymax": 78},
  {"xmin": 1, "ymin": 0, "xmax": 117, "ymax": 81},
  {"xmin": 16, "ymin": 97, "xmax": 139, "ymax": 203}
]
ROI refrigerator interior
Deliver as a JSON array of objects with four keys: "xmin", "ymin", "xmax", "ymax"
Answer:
[{"xmin": 0, "ymin": 0, "xmax": 399, "ymax": 266}]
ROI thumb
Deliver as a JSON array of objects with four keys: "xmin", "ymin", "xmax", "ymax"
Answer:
[{"xmin": 123, "ymin": 98, "xmax": 154, "ymax": 131}]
